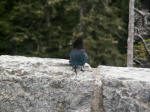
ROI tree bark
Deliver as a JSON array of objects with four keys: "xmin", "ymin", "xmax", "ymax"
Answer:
[
  {"xmin": 45, "ymin": 1, "xmax": 51, "ymax": 27},
  {"xmin": 127, "ymin": 0, "xmax": 135, "ymax": 67},
  {"xmin": 79, "ymin": 1, "xmax": 87, "ymax": 38}
]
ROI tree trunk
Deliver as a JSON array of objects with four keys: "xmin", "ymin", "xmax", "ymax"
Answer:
[
  {"xmin": 45, "ymin": 1, "xmax": 51, "ymax": 27},
  {"xmin": 79, "ymin": 1, "xmax": 87, "ymax": 38},
  {"xmin": 127, "ymin": 0, "xmax": 135, "ymax": 67}
]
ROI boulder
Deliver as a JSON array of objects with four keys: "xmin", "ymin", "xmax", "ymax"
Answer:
[
  {"xmin": 0, "ymin": 55, "xmax": 102, "ymax": 112},
  {"xmin": 1, "ymin": 55, "xmax": 150, "ymax": 112},
  {"xmin": 99, "ymin": 65, "xmax": 150, "ymax": 112}
]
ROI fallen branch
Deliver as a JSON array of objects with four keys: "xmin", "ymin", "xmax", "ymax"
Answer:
[
  {"xmin": 134, "ymin": 8, "xmax": 150, "ymax": 16},
  {"xmin": 134, "ymin": 8, "xmax": 145, "ymax": 16},
  {"xmin": 135, "ymin": 34, "xmax": 150, "ymax": 57},
  {"xmin": 133, "ymin": 58, "xmax": 143, "ymax": 66}
]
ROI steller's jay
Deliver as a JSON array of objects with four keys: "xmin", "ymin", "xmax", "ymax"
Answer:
[
  {"xmin": 69, "ymin": 38, "xmax": 88, "ymax": 74},
  {"xmin": 69, "ymin": 49, "xmax": 88, "ymax": 66}
]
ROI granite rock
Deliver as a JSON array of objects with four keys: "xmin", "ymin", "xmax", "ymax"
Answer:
[
  {"xmin": 99, "ymin": 65, "xmax": 150, "ymax": 112},
  {"xmin": 1, "ymin": 55, "xmax": 150, "ymax": 112},
  {"xmin": 0, "ymin": 55, "xmax": 102, "ymax": 112}
]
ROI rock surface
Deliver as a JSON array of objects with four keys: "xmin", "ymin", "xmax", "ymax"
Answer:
[
  {"xmin": 1, "ymin": 55, "xmax": 150, "ymax": 112},
  {"xmin": 0, "ymin": 55, "xmax": 102, "ymax": 112},
  {"xmin": 99, "ymin": 65, "xmax": 150, "ymax": 112}
]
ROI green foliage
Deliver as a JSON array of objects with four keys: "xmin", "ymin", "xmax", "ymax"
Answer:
[
  {"xmin": 134, "ymin": 39, "xmax": 150, "ymax": 61},
  {"xmin": 85, "ymin": 38, "xmax": 126, "ymax": 67},
  {"xmin": 73, "ymin": 0, "xmax": 128, "ymax": 67},
  {"xmin": 0, "ymin": 0, "xmax": 129, "ymax": 67}
]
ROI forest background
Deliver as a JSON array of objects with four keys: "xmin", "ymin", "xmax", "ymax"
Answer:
[{"xmin": 0, "ymin": 0, "xmax": 148, "ymax": 67}]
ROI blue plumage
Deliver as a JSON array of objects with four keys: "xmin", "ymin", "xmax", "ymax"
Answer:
[{"xmin": 69, "ymin": 49, "xmax": 88, "ymax": 66}]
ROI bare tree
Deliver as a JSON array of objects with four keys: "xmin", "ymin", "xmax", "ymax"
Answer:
[
  {"xmin": 134, "ymin": 7, "xmax": 150, "ymax": 67},
  {"xmin": 127, "ymin": 0, "xmax": 135, "ymax": 67}
]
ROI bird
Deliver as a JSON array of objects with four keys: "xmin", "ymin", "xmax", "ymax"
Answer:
[{"xmin": 69, "ymin": 38, "xmax": 88, "ymax": 74}]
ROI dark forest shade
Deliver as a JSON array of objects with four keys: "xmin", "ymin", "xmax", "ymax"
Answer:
[
  {"xmin": 140, "ymin": 0, "xmax": 150, "ymax": 10},
  {"xmin": 0, "ymin": 0, "xmax": 130, "ymax": 67}
]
